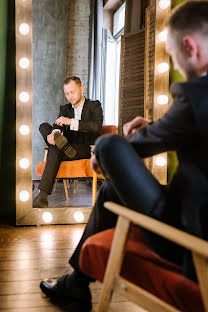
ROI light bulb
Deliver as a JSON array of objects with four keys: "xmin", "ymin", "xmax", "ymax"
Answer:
[
  {"xmin": 19, "ymin": 158, "xmax": 29, "ymax": 169},
  {"xmin": 157, "ymin": 62, "xmax": 169, "ymax": 73},
  {"xmin": 19, "ymin": 57, "xmax": 30, "ymax": 69},
  {"xmin": 159, "ymin": 0, "xmax": 170, "ymax": 10},
  {"xmin": 19, "ymin": 23, "xmax": 30, "ymax": 35},
  {"xmin": 73, "ymin": 211, "xmax": 84, "ymax": 222},
  {"xmin": 19, "ymin": 92, "xmax": 30, "ymax": 102},
  {"xmin": 157, "ymin": 95, "xmax": 168, "ymax": 105},
  {"xmin": 42, "ymin": 212, "xmax": 53, "ymax": 223},
  {"xmin": 158, "ymin": 30, "xmax": 168, "ymax": 42},
  {"xmin": 19, "ymin": 190, "xmax": 29, "ymax": 202},
  {"xmin": 19, "ymin": 125, "xmax": 30, "ymax": 135},
  {"xmin": 155, "ymin": 156, "xmax": 167, "ymax": 166}
]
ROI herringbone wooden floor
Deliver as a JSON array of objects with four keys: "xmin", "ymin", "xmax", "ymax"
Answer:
[{"xmin": 0, "ymin": 221, "xmax": 146, "ymax": 312}]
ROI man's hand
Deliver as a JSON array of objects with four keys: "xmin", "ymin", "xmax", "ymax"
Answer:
[
  {"xmin": 55, "ymin": 116, "xmax": 71, "ymax": 126},
  {"xmin": 123, "ymin": 116, "xmax": 149, "ymax": 136},
  {"xmin": 90, "ymin": 154, "xmax": 102, "ymax": 174},
  {"xmin": 47, "ymin": 133, "xmax": 55, "ymax": 145}
]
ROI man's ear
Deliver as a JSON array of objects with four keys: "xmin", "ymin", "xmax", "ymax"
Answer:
[
  {"xmin": 81, "ymin": 85, "xmax": 84, "ymax": 94},
  {"xmin": 182, "ymin": 35, "xmax": 198, "ymax": 58}
]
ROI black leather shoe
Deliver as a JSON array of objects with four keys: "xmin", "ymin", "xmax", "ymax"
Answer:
[
  {"xmin": 54, "ymin": 132, "xmax": 76, "ymax": 158},
  {"xmin": 33, "ymin": 195, "xmax": 48, "ymax": 208},
  {"xmin": 40, "ymin": 275, "xmax": 92, "ymax": 311}
]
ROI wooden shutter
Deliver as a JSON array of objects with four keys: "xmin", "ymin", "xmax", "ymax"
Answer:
[
  {"xmin": 144, "ymin": 3, "xmax": 155, "ymax": 121},
  {"xmin": 118, "ymin": 29, "xmax": 145, "ymax": 134}
]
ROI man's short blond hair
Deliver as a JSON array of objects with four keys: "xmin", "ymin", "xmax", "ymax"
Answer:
[{"xmin": 63, "ymin": 76, "xmax": 82, "ymax": 87}]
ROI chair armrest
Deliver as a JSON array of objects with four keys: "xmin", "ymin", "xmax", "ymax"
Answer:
[{"xmin": 104, "ymin": 201, "xmax": 208, "ymax": 258}]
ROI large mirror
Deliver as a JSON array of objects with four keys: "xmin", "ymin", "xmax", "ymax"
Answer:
[
  {"xmin": 16, "ymin": 0, "xmax": 170, "ymax": 225},
  {"xmin": 16, "ymin": 0, "xmax": 93, "ymax": 225}
]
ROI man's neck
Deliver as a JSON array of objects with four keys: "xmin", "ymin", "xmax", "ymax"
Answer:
[{"xmin": 73, "ymin": 96, "xmax": 85, "ymax": 109}]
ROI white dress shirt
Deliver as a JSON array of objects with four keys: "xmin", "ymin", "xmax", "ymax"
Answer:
[{"xmin": 70, "ymin": 99, "xmax": 85, "ymax": 131}]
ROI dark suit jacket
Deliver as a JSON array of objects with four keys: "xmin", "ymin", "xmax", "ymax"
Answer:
[
  {"xmin": 52, "ymin": 98, "xmax": 103, "ymax": 156},
  {"xmin": 126, "ymin": 73, "xmax": 208, "ymax": 279}
]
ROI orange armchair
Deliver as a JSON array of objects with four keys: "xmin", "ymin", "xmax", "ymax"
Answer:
[
  {"xmin": 35, "ymin": 125, "xmax": 116, "ymax": 204},
  {"xmin": 79, "ymin": 202, "xmax": 208, "ymax": 312}
]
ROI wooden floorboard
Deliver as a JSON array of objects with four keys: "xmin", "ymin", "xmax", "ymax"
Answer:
[{"xmin": 0, "ymin": 222, "xmax": 146, "ymax": 312}]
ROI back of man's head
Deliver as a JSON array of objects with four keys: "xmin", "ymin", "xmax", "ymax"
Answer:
[{"xmin": 166, "ymin": 0, "xmax": 208, "ymax": 36}]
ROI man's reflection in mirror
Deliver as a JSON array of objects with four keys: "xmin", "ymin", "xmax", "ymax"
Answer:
[{"xmin": 33, "ymin": 76, "xmax": 103, "ymax": 208}]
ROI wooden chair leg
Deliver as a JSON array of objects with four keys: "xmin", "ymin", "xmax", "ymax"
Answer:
[
  {"xmin": 92, "ymin": 171, "xmax": 98, "ymax": 206},
  {"xmin": 73, "ymin": 180, "xmax": 78, "ymax": 194},
  {"xmin": 97, "ymin": 216, "xmax": 131, "ymax": 312},
  {"xmin": 63, "ymin": 179, "xmax": 70, "ymax": 199},
  {"xmin": 54, "ymin": 179, "xmax": 58, "ymax": 192},
  {"xmin": 68, "ymin": 179, "xmax": 72, "ymax": 189}
]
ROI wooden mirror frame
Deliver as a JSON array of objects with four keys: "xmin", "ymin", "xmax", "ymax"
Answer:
[{"xmin": 15, "ymin": 0, "xmax": 171, "ymax": 225}]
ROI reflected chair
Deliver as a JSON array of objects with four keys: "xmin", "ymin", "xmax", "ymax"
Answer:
[
  {"xmin": 35, "ymin": 125, "xmax": 116, "ymax": 204},
  {"xmin": 79, "ymin": 201, "xmax": 208, "ymax": 312}
]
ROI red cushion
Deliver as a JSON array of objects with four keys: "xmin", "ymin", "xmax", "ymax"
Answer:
[{"xmin": 79, "ymin": 227, "xmax": 204, "ymax": 312}]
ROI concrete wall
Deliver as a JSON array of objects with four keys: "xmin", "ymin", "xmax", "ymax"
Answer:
[
  {"xmin": 32, "ymin": 0, "xmax": 69, "ymax": 178},
  {"xmin": 32, "ymin": 0, "xmax": 91, "ymax": 178},
  {"xmin": 66, "ymin": 0, "xmax": 90, "ymax": 96}
]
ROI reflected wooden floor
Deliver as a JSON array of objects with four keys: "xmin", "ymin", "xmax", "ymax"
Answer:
[
  {"xmin": 0, "ymin": 222, "xmax": 146, "ymax": 312},
  {"xmin": 33, "ymin": 180, "xmax": 98, "ymax": 208}
]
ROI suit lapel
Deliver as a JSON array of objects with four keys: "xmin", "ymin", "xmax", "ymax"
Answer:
[
  {"xmin": 80, "ymin": 99, "xmax": 89, "ymax": 121},
  {"xmin": 66, "ymin": 103, "xmax": 74, "ymax": 118}
]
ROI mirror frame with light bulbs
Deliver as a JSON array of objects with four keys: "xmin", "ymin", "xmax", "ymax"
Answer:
[
  {"xmin": 15, "ymin": 0, "xmax": 92, "ymax": 225},
  {"xmin": 15, "ymin": 0, "xmax": 171, "ymax": 225}
]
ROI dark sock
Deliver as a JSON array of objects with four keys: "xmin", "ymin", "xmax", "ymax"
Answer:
[
  {"xmin": 64, "ymin": 271, "xmax": 91, "ymax": 288},
  {"xmin": 39, "ymin": 190, "xmax": 48, "ymax": 200}
]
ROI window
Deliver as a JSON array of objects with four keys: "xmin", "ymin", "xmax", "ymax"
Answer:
[{"xmin": 101, "ymin": 2, "xmax": 126, "ymax": 126}]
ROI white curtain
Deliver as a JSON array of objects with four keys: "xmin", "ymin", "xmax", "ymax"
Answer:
[{"xmin": 88, "ymin": 0, "xmax": 103, "ymax": 101}]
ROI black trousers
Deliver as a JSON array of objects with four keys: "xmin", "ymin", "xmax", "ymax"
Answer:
[
  {"xmin": 38, "ymin": 123, "xmax": 91, "ymax": 194},
  {"xmin": 69, "ymin": 135, "xmax": 191, "ymax": 280}
]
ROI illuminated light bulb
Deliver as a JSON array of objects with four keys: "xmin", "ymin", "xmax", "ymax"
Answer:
[
  {"xmin": 155, "ymin": 156, "xmax": 167, "ymax": 166},
  {"xmin": 19, "ymin": 190, "xmax": 29, "ymax": 202},
  {"xmin": 157, "ymin": 95, "xmax": 168, "ymax": 105},
  {"xmin": 157, "ymin": 62, "xmax": 169, "ymax": 73},
  {"xmin": 73, "ymin": 211, "xmax": 84, "ymax": 223},
  {"xmin": 19, "ymin": 57, "xmax": 30, "ymax": 69},
  {"xmin": 19, "ymin": 158, "xmax": 29, "ymax": 169},
  {"xmin": 42, "ymin": 212, "xmax": 53, "ymax": 223},
  {"xmin": 19, "ymin": 23, "xmax": 30, "ymax": 35},
  {"xmin": 159, "ymin": 0, "xmax": 170, "ymax": 10},
  {"xmin": 158, "ymin": 29, "xmax": 168, "ymax": 42},
  {"xmin": 19, "ymin": 125, "xmax": 30, "ymax": 135},
  {"xmin": 19, "ymin": 92, "xmax": 30, "ymax": 102}
]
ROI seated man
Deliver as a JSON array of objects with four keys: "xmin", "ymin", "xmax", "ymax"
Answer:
[
  {"xmin": 33, "ymin": 76, "xmax": 103, "ymax": 208},
  {"xmin": 39, "ymin": 2, "xmax": 208, "ymax": 311}
]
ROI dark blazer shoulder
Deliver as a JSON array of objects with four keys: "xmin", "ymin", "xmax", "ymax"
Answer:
[
  {"xmin": 60, "ymin": 103, "xmax": 72, "ymax": 110},
  {"xmin": 171, "ymin": 75, "xmax": 208, "ymax": 98},
  {"xmin": 171, "ymin": 75, "xmax": 208, "ymax": 136},
  {"xmin": 84, "ymin": 98, "xmax": 102, "ymax": 107}
]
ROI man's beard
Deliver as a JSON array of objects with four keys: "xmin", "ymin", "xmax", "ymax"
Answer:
[{"xmin": 72, "ymin": 96, "xmax": 82, "ymax": 105}]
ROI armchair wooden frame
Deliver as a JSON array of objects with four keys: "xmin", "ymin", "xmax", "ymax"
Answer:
[{"xmin": 97, "ymin": 201, "xmax": 208, "ymax": 312}]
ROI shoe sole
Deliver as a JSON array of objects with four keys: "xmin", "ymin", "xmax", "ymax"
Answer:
[{"xmin": 54, "ymin": 133, "xmax": 76, "ymax": 158}]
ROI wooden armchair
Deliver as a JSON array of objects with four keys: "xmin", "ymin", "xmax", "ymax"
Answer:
[
  {"xmin": 35, "ymin": 125, "xmax": 116, "ymax": 204},
  {"xmin": 79, "ymin": 202, "xmax": 208, "ymax": 312}
]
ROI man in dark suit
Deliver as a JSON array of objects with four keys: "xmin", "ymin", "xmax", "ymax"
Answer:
[
  {"xmin": 33, "ymin": 76, "xmax": 103, "ymax": 208},
  {"xmin": 40, "ymin": 1, "xmax": 208, "ymax": 311}
]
